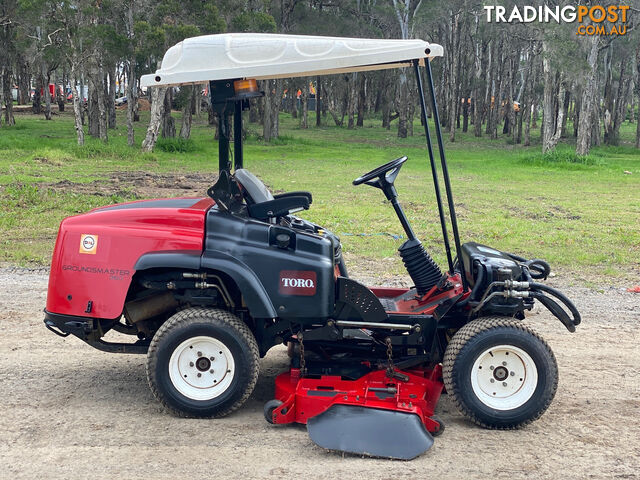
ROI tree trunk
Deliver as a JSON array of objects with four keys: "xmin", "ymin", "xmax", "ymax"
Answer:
[
  {"xmin": 636, "ymin": 45, "xmax": 640, "ymax": 148},
  {"xmin": 56, "ymin": 70, "xmax": 65, "ymax": 112},
  {"xmin": 448, "ymin": 12, "xmax": 460, "ymax": 142},
  {"xmin": 43, "ymin": 64, "xmax": 52, "ymax": 121},
  {"xmin": 179, "ymin": 85, "xmax": 194, "ymax": 139},
  {"xmin": 195, "ymin": 87, "xmax": 201, "ymax": 117},
  {"xmin": 315, "ymin": 76, "xmax": 321, "ymax": 127},
  {"xmin": 542, "ymin": 41, "xmax": 561, "ymax": 153},
  {"xmin": 88, "ymin": 78, "xmax": 100, "ymax": 137},
  {"xmin": 17, "ymin": 57, "xmax": 30, "ymax": 105},
  {"xmin": 397, "ymin": 71, "xmax": 408, "ymax": 138},
  {"xmin": 2, "ymin": 67, "xmax": 15, "ymax": 126},
  {"xmin": 95, "ymin": 64, "xmax": 108, "ymax": 142},
  {"xmin": 300, "ymin": 80, "xmax": 308, "ymax": 129},
  {"xmin": 263, "ymin": 79, "xmax": 283, "ymax": 141},
  {"xmin": 161, "ymin": 88, "xmax": 175, "ymax": 138},
  {"xmin": 356, "ymin": 74, "xmax": 366, "ymax": 127},
  {"xmin": 347, "ymin": 73, "xmax": 357, "ymax": 129},
  {"xmin": 576, "ymin": 36, "xmax": 599, "ymax": 156},
  {"xmin": 70, "ymin": 62, "xmax": 85, "ymax": 145},
  {"xmin": 106, "ymin": 68, "xmax": 116, "ymax": 129},
  {"xmin": 560, "ymin": 89, "xmax": 570, "ymax": 138},
  {"xmin": 609, "ymin": 59, "xmax": 629, "ymax": 145},
  {"xmin": 289, "ymin": 81, "xmax": 298, "ymax": 119},
  {"xmin": 33, "ymin": 74, "xmax": 42, "ymax": 114},
  {"xmin": 126, "ymin": 40, "xmax": 136, "ymax": 146},
  {"xmin": 489, "ymin": 49, "xmax": 504, "ymax": 140},
  {"xmin": 142, "ymin": 86, "xmax": 167, "ymax": 151}
]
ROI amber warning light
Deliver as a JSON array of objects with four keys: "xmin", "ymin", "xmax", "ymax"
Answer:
[{"xmin": 233, "ymin": 79, "xmax": 260, "ymax": 98}]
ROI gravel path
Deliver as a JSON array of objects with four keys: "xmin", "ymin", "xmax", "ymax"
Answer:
[{"xmin": 1, "ymin": 268, "xmax": 639, "ymax": 479}]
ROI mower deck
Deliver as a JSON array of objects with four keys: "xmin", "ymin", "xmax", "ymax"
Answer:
[{"xmin": 268, "ymin": 365, "xmax": 444, "ymax": 459}]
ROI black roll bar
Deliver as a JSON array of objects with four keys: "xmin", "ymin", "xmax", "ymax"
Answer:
[
  {"xmin": 417, "ymin": 59, "xmax": 468, "ymax": 290},
  {"xmin": 413, "ymin": 60, "xmax": 454, "ymax": 274},
  {"xmin": 234, "ymin": 100, "xmax": 244, "ymax": 169}
]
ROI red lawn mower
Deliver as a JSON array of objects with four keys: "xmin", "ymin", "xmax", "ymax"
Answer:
[{"xmin": 44, "ymin": 34, "xmax": 580, "ymax": 459}]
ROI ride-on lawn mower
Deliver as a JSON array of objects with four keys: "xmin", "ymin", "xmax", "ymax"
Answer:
[{"xmin": 44, "ymin": 34, "xmax": 580, "ymax": 460}]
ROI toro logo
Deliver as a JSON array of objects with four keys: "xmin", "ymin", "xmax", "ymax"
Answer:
[{"xmin": 279, "ymin": 270, "xmax": 317, "ymax": 296}]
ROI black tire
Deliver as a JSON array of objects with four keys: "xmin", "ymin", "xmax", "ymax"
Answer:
[
  {"xmin": 146, "ymin": 307, "xmax": 259, "ymax": 418},
  {"xmin": 442, "ymin": 316, "xmax": 558, "ymax": 429},
  {"xmin": 263, "ymin": 399, "xmax": 283, "ymax": 424}
]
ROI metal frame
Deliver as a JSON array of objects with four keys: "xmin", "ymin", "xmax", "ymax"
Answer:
[{"xmin": 413, "ymin": 59, "xmax": 468, "ymax": 290}]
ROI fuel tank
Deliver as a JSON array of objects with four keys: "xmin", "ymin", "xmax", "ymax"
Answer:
[{"xmin": 46, "ymin": 197, "xmax": 213, "ymax": 319}]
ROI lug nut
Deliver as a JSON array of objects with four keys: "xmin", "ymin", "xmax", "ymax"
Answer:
[
  {"xmin": 490, "ymin": 378, "xmax": 495, "ymax": 383},
  {"xmin": 197, "ymin": 373, "xmax": 202, "ymax": 378},
  {"xmin": 189, "ymin": 362, "xmax": 194, "ymax": 367},
  {"xmin": 502, "ymin": 382, "xmax": 507, "ymax": 386},
  {"xmin": 510, "ymin": 371, "xmax": 515, "ymax": 376},
  {"xmin": 197, "ymin": 351, "xmax": 203, "ymax": 357},
  {"xmin": 210, "ymin": 356, "xmax": 215, "ymax": 361},
  {"xmin": 490, "ymin": 366, "xmax": 495, "ymax": 370},
  {"xmin": 502, "ymin": 361, "xmax": 507, "ymax": 366},
  {"xmin": 209, "ymin": 369, "xmax": 214, "ymax": 374}
]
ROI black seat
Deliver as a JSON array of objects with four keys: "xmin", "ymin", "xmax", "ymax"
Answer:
[
  {"xmin": 233, "ymin": 169, "xmax": 312, "ymax": 220},
  {"xmin": 234, "ymin": 169, "xmax": 274, "ymax": 205}
]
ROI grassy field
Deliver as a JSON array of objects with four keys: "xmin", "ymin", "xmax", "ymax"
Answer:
[{"xmin": 0, "ymin": 109, "xmax": 638, "ymax": 284}]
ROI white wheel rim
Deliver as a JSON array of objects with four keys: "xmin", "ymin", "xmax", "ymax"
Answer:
[
  {"xmin": 470, "ymin": 345, "xmax": 538, "ymax": 410},
  {"xmin": 168, "ymin": 336, "xmax": 235, "ymax": 401}
]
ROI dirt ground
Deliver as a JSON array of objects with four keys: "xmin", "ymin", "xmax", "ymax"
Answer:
[{"xmin": 1, "ymin": 267, "xmax": 639, "ymax": 480}]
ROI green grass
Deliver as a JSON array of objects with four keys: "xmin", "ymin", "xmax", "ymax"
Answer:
[{"xmin": 0, "ymin": 109, "xmax": 638, "ymax": 284}]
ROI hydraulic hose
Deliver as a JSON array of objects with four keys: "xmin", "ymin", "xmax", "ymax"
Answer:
[
  {"xmin": 530, "ymin": 292, "xmax": 576, "ymax": 332},
  {"xmin": 507, "ymin": 253, "xmax": 550, "ymax": 279},
  {"xmin": 529, "ymin": 281, "xmax": 581, "ymax": 326},
  {"xmin": 457, "ymin": 261, "xmax": 485, "ymax": 307}
]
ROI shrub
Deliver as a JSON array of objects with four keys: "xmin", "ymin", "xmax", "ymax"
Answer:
[{"xmin": 156, "ymin": 137, "xmax": 198, "ymax": 153}]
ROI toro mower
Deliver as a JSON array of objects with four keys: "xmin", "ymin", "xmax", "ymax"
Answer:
[{"xmin": 44, "ymin": 34, "xmax": 580, "ymax": 459}]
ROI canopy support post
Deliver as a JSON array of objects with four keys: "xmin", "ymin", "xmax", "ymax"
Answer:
[
  {"xmin": 422, "ymin": 59, "xmax": 467, "ymax": 290},
  {"xmin": 218, "ymin": 110, "xmax": 232, "ymax": 172},
  {"xmin": 413, "ymin": 60, "xmax": 454, "ymax": 274},
  {"xmin": 234, "ymin": 100, "xmax": 243, "ymax": 170}
]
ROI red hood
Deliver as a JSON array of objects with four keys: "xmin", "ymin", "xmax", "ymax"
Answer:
[{"xmin": 46, "ymin": 197, "xmax": 214, "ymax": 319}]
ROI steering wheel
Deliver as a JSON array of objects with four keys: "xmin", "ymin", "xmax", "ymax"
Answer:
[{"xmin": 353, "ymin": 156, "xmax": 407, "ymax": 186}]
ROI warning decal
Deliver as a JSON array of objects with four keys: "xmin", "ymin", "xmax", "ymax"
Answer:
[{"xmin": 79, "ymin": 234, "xmax": 98, "ymax": 254}]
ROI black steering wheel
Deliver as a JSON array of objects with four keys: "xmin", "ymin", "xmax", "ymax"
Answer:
[{"xmin": 353, "ymin": 156, "xmax": 408, "ymax": 186}]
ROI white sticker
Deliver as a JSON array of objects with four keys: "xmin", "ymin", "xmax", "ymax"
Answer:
[{"xmin": 79, "ymin": 234, "xmax": 98, "ymax": 254}]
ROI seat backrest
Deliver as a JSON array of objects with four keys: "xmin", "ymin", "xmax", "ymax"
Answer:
[{"xmin": 234, "ymin": 169, "xmax": 274, "ymax": 204}]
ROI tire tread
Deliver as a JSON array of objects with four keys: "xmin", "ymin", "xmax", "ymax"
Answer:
[
  {"xmin": 442, "ymin": 316, "xmax": 558, "ymax": 429},
  {"xmin": 146, "ymin": 307, "xmax": 259, "ymax": 418}
]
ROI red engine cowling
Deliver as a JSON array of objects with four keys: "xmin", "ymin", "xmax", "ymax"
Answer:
[{"xmin": 46, "ymin": 197, "xmax": 213, "ymax": 319}]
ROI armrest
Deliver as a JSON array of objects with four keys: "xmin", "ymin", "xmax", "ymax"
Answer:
[
  {"xmin": 273, "ymin": 191, "xmax": 313, "ymax": 204},
  {"xmin": 247, "ymin": 195, "xmax": 310, "ymax": 220}
]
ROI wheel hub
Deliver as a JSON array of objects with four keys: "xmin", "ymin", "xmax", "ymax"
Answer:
[
  {"xmin": 470, "ymin": 345, "xmax": 538, "ymax": 410},
  {"xmin": 493, "ymin": 366, "xmax": 508, "ymax": 381},
  {"xmin": 168, "ymin": 336, "xmax": 235, "ymax": 401},
  {"xmin": 196, "ymin": 357, "xmax": 211, "ymax": 371}
]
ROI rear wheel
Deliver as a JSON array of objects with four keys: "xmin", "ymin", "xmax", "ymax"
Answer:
[
  {"xmin": 146, "ymin": 307, "xmax": 259, "ymax": 418},
  {"xmin": 442, "ymin": 317, "xmax": 558, "ymax": 429}
]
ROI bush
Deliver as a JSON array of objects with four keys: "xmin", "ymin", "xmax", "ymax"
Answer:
[
  {"xmin": 156, "ymin": 137, "xmax": 198, "ymax": 153},
  {"xmin": 522, "ymin": 147, "xmax": 606, "ymax": 167}
]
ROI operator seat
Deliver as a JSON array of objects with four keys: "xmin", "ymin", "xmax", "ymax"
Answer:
[
  {"xmin": 234, "ymin": 169, "xmax": 274, "ymax": 205},
  {"xmin": 233, "ymin": 168, "xmax": 313, "ymax": 221}
]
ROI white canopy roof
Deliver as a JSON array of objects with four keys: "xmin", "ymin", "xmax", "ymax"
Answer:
[{"xmin": 140, "ymin": 33, "xmax": 443, "ymax": 88}]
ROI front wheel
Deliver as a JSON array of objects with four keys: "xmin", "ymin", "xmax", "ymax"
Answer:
[
  {"xmin": 442, "ymin": 317, "xmax": 558, "ymax": 429},
  {"xmin": 146, "ymin": 307, "xmax": 260, "ymax": 418}
]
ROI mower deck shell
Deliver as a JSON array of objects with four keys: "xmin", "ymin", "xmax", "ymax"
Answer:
[{"xmin": 270, "ymin": 366, "xmax": 444, "ymax": 433}]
